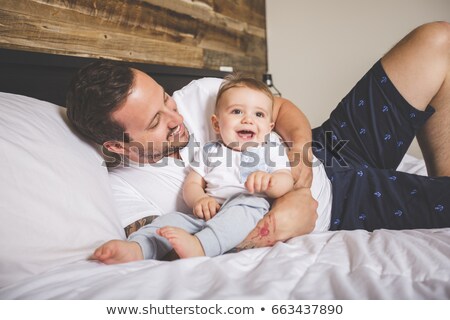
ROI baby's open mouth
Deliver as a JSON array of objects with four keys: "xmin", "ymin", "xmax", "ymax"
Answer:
[{"xmin": 237, "ymin": 130, "xmax": 255, "ymax": 140}]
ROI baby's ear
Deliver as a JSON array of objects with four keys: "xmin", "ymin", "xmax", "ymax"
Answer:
[
  {"xmin": 211, "ymin": 115, "xmax": 221, "ymax": 133},
  {"xmin": 269, "ymin": 122, "xmax": 275, "ymax": 130}
]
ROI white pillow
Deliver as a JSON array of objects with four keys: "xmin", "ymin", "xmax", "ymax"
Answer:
[{"xmin": 0, "ymin": 93, "xmax": 125, "ymax": 288}]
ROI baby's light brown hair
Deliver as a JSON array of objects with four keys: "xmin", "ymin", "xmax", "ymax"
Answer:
[{"xmin": 215, "ymin": 73, "xmax": 274, "ymax": 115}]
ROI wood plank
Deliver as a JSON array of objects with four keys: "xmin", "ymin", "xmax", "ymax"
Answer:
[
  {"xmin": 213, "ymin": 0, "xmax": 266, "ymax": 29},
  {"xmin": 141, "ymin": 0, "xmax": 266, "ymax": 36},
  {"xmin": 0, "ymin": 0, "xmax": 267, "ymax": 74},
  {"xmin": 1, "ymin": 0, "xmax": 198, "ymax": 45},
  {"xmin": 203, "ymin": 48, "xmax": 266, "ymax": 79},
  {"xmin": 3, "ymin": 0, "xmax": 266, "ymax": 57},
  {"xmin": 0, "ymin": 9, "xmax": 204, "ymax": 68}
]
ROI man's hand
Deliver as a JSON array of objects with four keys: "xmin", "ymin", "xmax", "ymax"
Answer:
[
  {"xmin": 271, "ymin": 96, "xmax": 313, "ymax": 189},
  {"xmin": 193, "ymin": 196, "xmax": 221, "ymax": 221},
  {"xmin": 236, "ymin": 187, "xmax": 318, "ymax": 250}
]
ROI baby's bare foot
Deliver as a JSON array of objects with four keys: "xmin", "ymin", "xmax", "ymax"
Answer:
[
  {"xmin": 158, "ymin": 227, "xmax": 205, "ymax": 258},
  {"xmin": 91, "ymin": 240, "xmax": 143, "ymax": 264}
]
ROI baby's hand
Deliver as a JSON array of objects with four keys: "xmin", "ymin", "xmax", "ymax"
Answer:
[
  {"xmin": 245, "ymin": 171, "xmax": 273, "ymax": 194},
  {"xmin": 193, "ymin": 196, "xmax": 221, "ymax": 221}
]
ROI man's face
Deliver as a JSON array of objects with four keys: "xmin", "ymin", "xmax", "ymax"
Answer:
[{"xmin": 107, "ymin": 69, "xmax": 190, "ymax": 163}]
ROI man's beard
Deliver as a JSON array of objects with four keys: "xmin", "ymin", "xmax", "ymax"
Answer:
[
  {"xmin": 139, "ymin": 141, "xmax": 188, "ymax": 163},
  {"xmin": 125, "ymin": 126, "xmax": 191, "ymax": 164},
  {"xmin": 138, "ymin": 128, "xmax": 191, "ymax": 163}
]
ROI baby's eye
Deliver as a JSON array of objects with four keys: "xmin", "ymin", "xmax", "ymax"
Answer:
[
  {"xmin": 231, "ymin": 109, "xmax": 242, "ymax": 114},
  {"xmin": 256, "ymin": 112, "xmax": 265, "ymax": 118}
]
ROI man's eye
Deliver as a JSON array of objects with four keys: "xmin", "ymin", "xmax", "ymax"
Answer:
[{"xmin": 148, "ymin": 113, "xmax": 160, "ymax": 129}]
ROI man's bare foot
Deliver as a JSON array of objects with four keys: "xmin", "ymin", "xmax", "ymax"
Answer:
[
  {"xmin": 157, "ymin": 227, "xmax": 205, "ymax": 258},
  {"xmin": 91, "ymin": 240, "xmax": 144, "ymax": 264}
]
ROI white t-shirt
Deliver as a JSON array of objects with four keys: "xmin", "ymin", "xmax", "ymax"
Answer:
[
  {"xmin": 109, "ymin": 77, "xmax": 332, "ymax": 232},
  {"xmin": 192, "ymin": 136, "xmax": 290, "ymax": 204}
]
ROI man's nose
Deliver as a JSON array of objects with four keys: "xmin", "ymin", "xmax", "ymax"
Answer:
[{"xmin": 167, "ymin": 108, "xmax": 183, "ymax": 129}]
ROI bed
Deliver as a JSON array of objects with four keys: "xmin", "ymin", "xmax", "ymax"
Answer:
[{"xmin": 0, "ymin": 48, "xmax": 449, "ymax": 299}]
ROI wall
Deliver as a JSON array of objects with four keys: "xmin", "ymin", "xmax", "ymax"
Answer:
[
  {"xmin": 266, "ymin": 0, "xmax": 450, "ymax": 158},
  {"xmin": 0, "ymin": 0, "xmax": 267, "ymax": 78}
]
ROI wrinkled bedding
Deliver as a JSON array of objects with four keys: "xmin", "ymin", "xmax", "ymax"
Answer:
[{"xmin": 1, "ymin": 228, "xmax": 449, "ymax": 299}]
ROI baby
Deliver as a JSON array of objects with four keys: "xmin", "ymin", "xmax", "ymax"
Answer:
[{"xmin": 158, "ymin": 74, "xmax": 294, "ymax": 257}]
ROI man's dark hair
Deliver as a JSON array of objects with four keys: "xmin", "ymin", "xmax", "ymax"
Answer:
[{"xmin": 66, "ymin": 60, "xmax": 134, "ymax": 145}]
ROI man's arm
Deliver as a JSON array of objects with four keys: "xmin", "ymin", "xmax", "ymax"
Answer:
[
  {"xmin": 124, "ymin": 216, "xmax": 158, "ymax": 237},
  {"xmin": 272, "ymin": 97, "xmax": 313, "ymax": 188},
  {"xmin": 236, "ymin": 187, "xmax": 318, "ymax": 250}
]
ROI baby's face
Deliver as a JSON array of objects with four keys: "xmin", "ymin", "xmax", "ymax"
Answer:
[{"xmin": 212, "ymin": 86, "xmax": 274, "ymax": 151}]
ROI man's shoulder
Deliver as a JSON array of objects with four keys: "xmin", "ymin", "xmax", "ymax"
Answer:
[
  {"xmin": 107, "ymin": 163, "xmax": 159, "ymax": 181},
  {"xmin": 188, "ymin": 77, "xmax": 224, "ymax": 89},
  {"xmin": 173, "ymin": 77, "xmax": 223, "ymax": 98},
  {"xmin": 108, "ymin": 164, "xmax": 141, "ymax": 182}
]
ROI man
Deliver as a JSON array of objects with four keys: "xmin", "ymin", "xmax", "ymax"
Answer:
[{"xmin": 67, "ymin": 22, "xmax": 450, "ymax": 250}]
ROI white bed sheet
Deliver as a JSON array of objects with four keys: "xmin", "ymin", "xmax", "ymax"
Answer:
[
  {"xmin": 2, "ymin": 154, "xmax": 449, "ymax": 299},
  {"xmin": 1, "ymin": 228, "xmax": 449, "ymax": 299}
]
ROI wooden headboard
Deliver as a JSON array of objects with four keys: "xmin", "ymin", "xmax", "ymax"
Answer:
[{"xmin": 0, "ymin": 48, "xmax": 228, "ymax": 107}]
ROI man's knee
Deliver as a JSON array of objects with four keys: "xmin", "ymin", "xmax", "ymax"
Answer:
[{"xmin": 414, "ymin": 21, "xmax": 450, "ymax": 51}]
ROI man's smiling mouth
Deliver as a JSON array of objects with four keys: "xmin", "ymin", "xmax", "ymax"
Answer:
[{"xmin": 168, "ymin": 124, "xmax": 184, "ymax": 139}]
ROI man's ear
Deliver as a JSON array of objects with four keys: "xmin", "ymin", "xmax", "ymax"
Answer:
[
  {"xmin": 103, "ymin": 140, "xmax": 127, "ymax": 155},
  {"xmin": 211, "ymin": 115, "xmax": 220, "ymax": 134}
]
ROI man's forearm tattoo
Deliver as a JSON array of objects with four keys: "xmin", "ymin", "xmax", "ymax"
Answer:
[
  {"xmin": 235, "ymin": 213, "xmax": 277, "ymax": 251},
  {"xmin": 124, "ymin": 215, "xmax": 158, "ymax": 237}
]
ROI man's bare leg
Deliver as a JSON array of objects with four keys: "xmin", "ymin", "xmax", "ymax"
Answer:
[
  {"xmin": 381, "ymin": 21, "xmax": 450, "ymax": 176},
  {"xmin": 237, "ymin": 22, "xmax": 450, "ymax": 250}
]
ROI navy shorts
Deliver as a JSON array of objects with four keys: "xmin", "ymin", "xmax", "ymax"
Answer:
[{"xmin": 312, "ymin": 59, "xmax": 450, "ymax": 231}]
